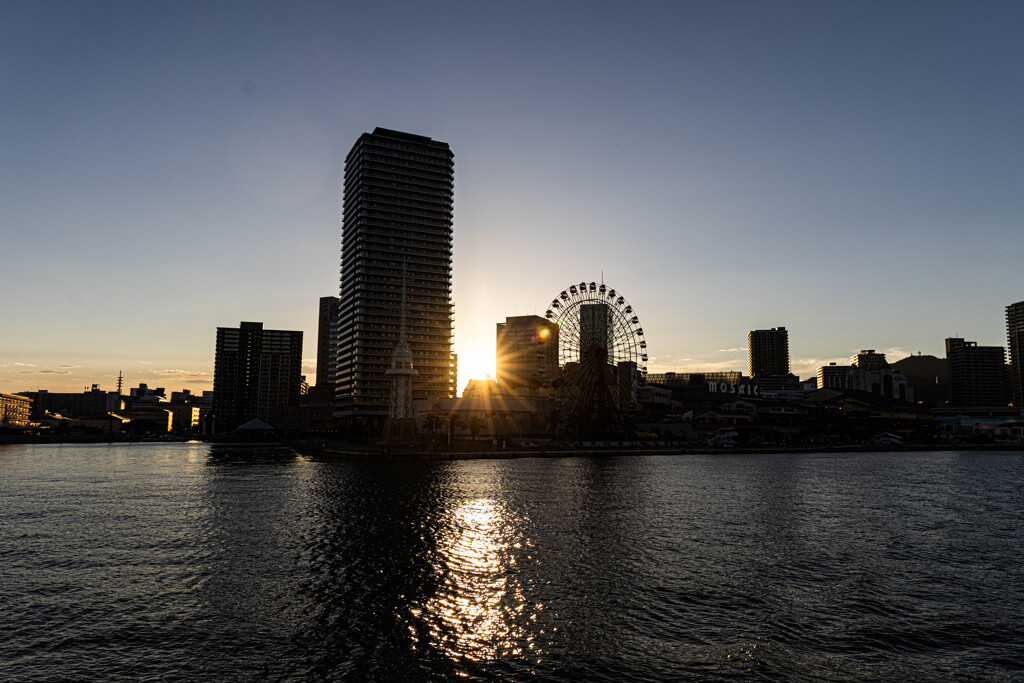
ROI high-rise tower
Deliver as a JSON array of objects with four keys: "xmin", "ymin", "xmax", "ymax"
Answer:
[
  {"xmin": 1007, "ymin": 301, "xmax": 1024, "ymax": 406},
  {"xmin": 213, "ymin": 322, "xmax": 303, "ymax": 431},
  {"xmin": 495, "ymin": 315, "xmax": 559, "ymax": 397},
  {"xmin": 945, "ymin": 337, "xmax": 1007, "ymax": 407},
  {"xmin": 747, "ymin": 327, "xmax": 790, "ymax": 378},
  {"xmin": 313, "ymin": 296, "xmax": 339, "ymax": 399},
  {"xmin": 335, "ymin": 128, "xmax": 456, "ymax": 419}
]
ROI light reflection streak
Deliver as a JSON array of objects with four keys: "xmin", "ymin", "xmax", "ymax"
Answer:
[{"xmin": 410, "ymin": 498, "xmax": 538, "ymax": 663}]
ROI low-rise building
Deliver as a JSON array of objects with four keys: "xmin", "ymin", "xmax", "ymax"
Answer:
[
  {"xmin": 18, "ymin": 386, "xmax": 121, "ymax": 419},
  {"xmin": 0, "ymin": 392, "xmax": 33, "ymax": 426},
  {"xmin": 124, "ymin": 408, "xmax": 173, "ymax": 434},
  {"xmin": 415, "ymin": 394, "xmax": 555, "ymax": 440}
]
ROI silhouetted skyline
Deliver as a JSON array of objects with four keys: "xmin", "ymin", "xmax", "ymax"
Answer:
[{"xmin": 3, "ymin": 1, "xmax": 1023, "ymax": 394}]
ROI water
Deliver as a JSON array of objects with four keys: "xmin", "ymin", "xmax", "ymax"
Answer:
[{"xmin": 1, "ymin": 444, "xmax": 1022, "ymax": 680}]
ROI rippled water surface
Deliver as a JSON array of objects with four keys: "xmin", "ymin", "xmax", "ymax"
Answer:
[{"xmin": 2, "ymin": 444, "xmax": 1022, "ymax": 680}]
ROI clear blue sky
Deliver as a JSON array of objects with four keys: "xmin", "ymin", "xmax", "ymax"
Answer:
[{"xmin": 2, "ymin": 0, "xmax": 1022, "ymax": 394}]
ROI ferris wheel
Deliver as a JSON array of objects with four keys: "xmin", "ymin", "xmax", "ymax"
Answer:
[{"xmin": 544, "ymin": 281, "xmax": 648, "ymax": 425}]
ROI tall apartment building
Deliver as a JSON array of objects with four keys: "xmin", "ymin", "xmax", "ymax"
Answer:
[
  {"xmin": 748, "ymin": 327, "xmax": 790, "ymax": 377},
  {"xmin": 945, "ymin": 337, "xmax": 1007, "ymax": 407},
  {"xmin": 313, "ymin": 296, "xmax": 339, "ymax": 398},
  {"xmin": 335, "ymin": 128, "xmax": 456, "ymax": 417},
  {"xmin": 496, "ymin": 315, "xmax": 559, "ymax": 396},
  {"xmin": 1008, "ymin": 301, "xmax": 1024, "ymax": 406},
  {"xmin": 213, "ymin": 322, "xmax": 303, "ymax": 431}
]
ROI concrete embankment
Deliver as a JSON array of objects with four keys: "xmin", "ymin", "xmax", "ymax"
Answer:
[{"xmin": 288, "ymin": 440, "xmax": 1024, "ymax": 461}]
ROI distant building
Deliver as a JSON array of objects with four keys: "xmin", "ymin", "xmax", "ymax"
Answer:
[
  {"xmin": 463, "ymin": 378, "xmax": 500, "ymax": 399},
  {"xmin": 0, "ymin": 392, "xmax": 32, "ymax": 426},
  {"xmin": 892, "ymin": 354, "xmax": 948, "ymax": 408},
  {"xmin": 638, "ymin": 384, "xmax": 672, "ymax": 406},
  {"xmin": 18, "ymin": 386, "xmax": 120, "ymax": 420},
  {"xmin": 496, "ymin": 315, "xmax": 559, "ymax": 397},
  {"xmin": 817, "ymin": 361, "xmax": 913, "ymax": 401},
  {"xmin": 415, "ymin": 393, "xmax": 555, "ymax": 440},
  {"xmin": 313, "ymin": 296, "xmax": 339, "ymax": 398},
  {"xmin": 129, "ymin": 383, "xmax": 166, "ymax": 400},
  {"xmin": 123, "ymin": 408, "xmax": 174, "ymax": 434},
  {"xmin": 647, "ymin": 372, "xmax": 743, "ymax": 386},
  {"xmin": 1007, "ymin": 301, "xmax": 1024, "ymax": 406},
  {"xmin": 818, "ymin": 363, "xmax": 851, "ymax": 390},
  {"xmin": 164, "ymin": 404, "xmax": 200, "ymax": 431},
  {"xmin": 851, "ymin": 350, "xmax": 889, "ymax": 370},
  {"xmin": 945, "ymin": 337, "xmax": 1008, "ymax": 407},
  {"xmin": 335, "ymin": 128, "xmax": 457, "ymax": 420},
  {"xmin": 748, "ymin": 327, "xmax": 790, "ymax": 378},
  {"xmin": 213, "ymin": 322, "xmax": 303, "ymax": 431}
]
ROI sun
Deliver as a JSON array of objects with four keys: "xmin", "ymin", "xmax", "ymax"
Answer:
[{"xmin": 456, "ymin": 346, "xmax": 495, "ymax": 396}]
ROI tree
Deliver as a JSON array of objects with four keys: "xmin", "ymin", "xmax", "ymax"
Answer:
[
  {"xmin": 467, "ymin": 415, "xmax": 486, "ymax": 441},
  {"xmin": 445, "ymin": 413, "xmax": 465, "ymax": 444},
  {"xmin": 421, "ymin": 414, "xmax": 442, "ymax": 440}
]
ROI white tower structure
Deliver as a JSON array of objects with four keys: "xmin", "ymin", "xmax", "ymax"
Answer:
[{"xmin": 381, "ymin": 269, "xmax": 418, "ymax": 445}]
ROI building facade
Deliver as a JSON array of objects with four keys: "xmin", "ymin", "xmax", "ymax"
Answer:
[
  {"xmin": 313, "ymin": 296, "xmax": 339, "ymax": 398},
  {"xmin": 335, "ymin": 128, "xmax": 456, "ymax": 418},
  {"xmin": 1008, "ymin": 301, "xmax": 1024, "ymax": 406},
  {"xmin": 817, "ymin": 363, "xmax": 851, "ymax": 390},
  {"xmin": 18, "ymin": 386, "xmax": 120, "ymax": 420},
  {"xmin": 945, "ymin": 337, "xmax": 1008, "ymax": 407},
  {"xmin": 0, "ymin": 392, "xmax": 32, "ymax": 426},
  {"xmin": 496, "ymin": 315, "xmax": 559, "ymax": 396},
  {"xmin": 748, "ymin": 327, "xmax": 790, "ymax": 378},
  {"xmin": 851, "ymin": 349, "xmax": 888, "ymax": 370},
  {"xmin": 213, "ymin": 322, "xmax": 303, "ymax": 431},
  {"xmin": 646, "ymin": 372, "xmax": 743, "ymax": 386},
  {"xmin": 817, "ymin": 361, "xmax": 913, "ymax": 401}
]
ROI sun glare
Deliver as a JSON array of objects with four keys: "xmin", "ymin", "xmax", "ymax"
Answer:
[{"xmin": 457, "ymin": 347, "xmax": 495, "ymax": 395}]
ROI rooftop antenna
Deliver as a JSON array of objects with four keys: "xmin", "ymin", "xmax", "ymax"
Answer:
[{"xmin": 117, "ymin": 371, "xmax": 123, "ymax": 397}]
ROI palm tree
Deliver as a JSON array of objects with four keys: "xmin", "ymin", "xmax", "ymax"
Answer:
[
  {"xmin": 445, "ymin": 413, "xmax": 465, "ymax": 444},
  {"xmin": 467, "ymin": 415, "xmax": 486, "ymax": 441},
  {"xmin": 421, "ymin": 414, "xmax": 442, "ymax": 441}
]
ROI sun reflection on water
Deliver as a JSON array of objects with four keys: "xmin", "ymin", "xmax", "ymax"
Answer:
[{"xmin": 409, "ymin": 498, "xmax": 538, "ymax": 664}]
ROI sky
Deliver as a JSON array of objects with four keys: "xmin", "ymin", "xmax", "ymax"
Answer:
[{"xmin": 2, "ymin": 0, "xmax": 1022, "ymax": 395}]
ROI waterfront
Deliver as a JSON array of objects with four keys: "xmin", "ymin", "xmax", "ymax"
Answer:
[{"xmin": 1, "ymin": 444, "xmax": 1022, "ymax": 680}]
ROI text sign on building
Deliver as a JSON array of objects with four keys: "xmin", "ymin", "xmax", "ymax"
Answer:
[{"xmin": 708, "ymin": 382, "xmax": 760, "ymax": 397}]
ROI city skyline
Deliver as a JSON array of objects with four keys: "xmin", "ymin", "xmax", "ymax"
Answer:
[{"xmin": 3, "ymin": 2, "xmax": 1023, "ymax": 394}]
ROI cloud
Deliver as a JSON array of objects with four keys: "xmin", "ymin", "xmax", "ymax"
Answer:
[
  {"xmin": 14, "ymin": 362, "xmax": 36, "ymax": 367},
  {"xmin": 885, "ymin": 347, "xmax": 913, "ymax": 361},
  {"xmin": 137, "ymin": 360, "xmax": 152, "ymax": 365},
  {"xmin": 18, "ymin": 369, "xmax": 72, "ymax": 375},
  {"xmin": 716, "ymin": 348, "xmax": 743, "ymax": 353},
  {"xmin": 60, "ymin": 365, "xmax": 81, "ymax": 369},
  {"xmin": 152, "ymin": 369, "xmax": 213, "ymax": 379}
]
